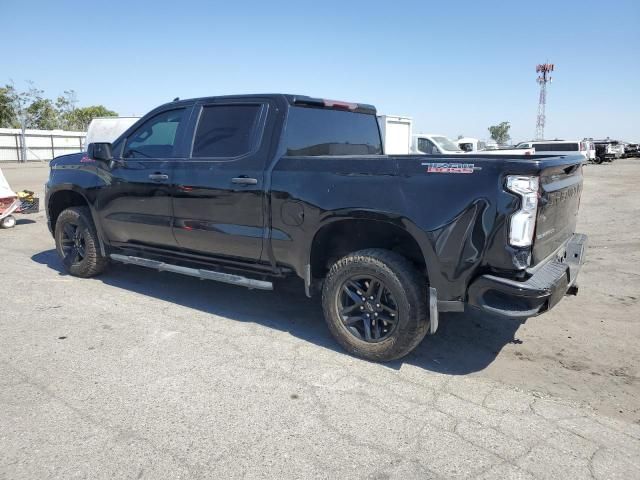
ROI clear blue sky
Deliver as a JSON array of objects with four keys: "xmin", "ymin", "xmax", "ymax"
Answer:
[{"xmin": 3, "ymin": 0, "xmax": 639, "ymax": 142}]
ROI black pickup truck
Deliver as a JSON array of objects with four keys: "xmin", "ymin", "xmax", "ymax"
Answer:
[{"xmin": 46, "ymin": 94, "xmax": 587, "ymax": 361}]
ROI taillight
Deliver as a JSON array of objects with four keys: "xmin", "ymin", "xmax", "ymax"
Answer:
[{"xmin": 506, "ymin": 175, "xmax": 539, "ymax": 248}]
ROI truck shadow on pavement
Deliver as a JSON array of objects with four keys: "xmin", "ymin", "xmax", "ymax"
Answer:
[{"xmin": 32, "ymin": 249, "xmax": 524, "ymax": 375}]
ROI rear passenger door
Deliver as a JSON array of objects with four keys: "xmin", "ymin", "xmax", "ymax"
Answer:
[{"xmin": 171, "ymin": 100, "xmax": 272, "ymax": 261}]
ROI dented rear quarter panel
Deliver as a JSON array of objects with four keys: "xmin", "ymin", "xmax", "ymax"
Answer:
[{"xmin": 269, "ymin": 154, "xmax": 584, "ymax": 301}]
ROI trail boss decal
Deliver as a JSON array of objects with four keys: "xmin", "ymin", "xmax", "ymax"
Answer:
[{"xmin": 421, "ymin": 162, "xmax": 480, "ymax": 174}]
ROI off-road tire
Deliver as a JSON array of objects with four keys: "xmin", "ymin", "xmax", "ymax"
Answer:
[
  {"xmin": 54, "ymin": 206, "xmax": 107, "ymax": 278},
  {"xmin": 322, "ymin": 248, "xmax": 429, "ymax": 362}
]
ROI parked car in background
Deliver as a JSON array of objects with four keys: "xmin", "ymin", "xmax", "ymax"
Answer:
[
  {"xmin": 411, "ymin": 134, "xmax": 465, "ymax": 154},
  {"xmin": 480, "ymin": 145, "xmax": 536, "ymax": 156},
  {"xmin": 45, "ymin": 93, "xmax": 588, "ymax": 361},
  {"xmin": 580, "ymin": 139, "xmax": 596, "ymax": 162},
  {"xmin": 458, "ymin": 141, "xmax": 536, "ymax": 156},
  {"xmin": 377, "ymin": 115, "xmax": 412, "ymax": 154},
  {"xmin": 610, "ymin": 141, "xmax": 625, "ymax": 159},
  {"xmin": 624, "ymin": 143, "xmax": 639, "ymax": 158},
  {"xmin": 515, "ymin": 140, "xmax": 584, "ymax": 160},
  {"xmin": 457, "ymin": 137, "xmax": 486, "ymax": 152},
  {"xmin": 85, "ymin": 117, "xmax": 141, "ymax": 148},
  {"xmin": 594, "ymin": 140, "xmax": 619, "ymax": 163}
]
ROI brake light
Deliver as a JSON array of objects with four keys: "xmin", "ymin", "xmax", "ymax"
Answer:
[
  {"xmin": 506, "ymin": 175, "xmax": 539, "ymax": 249},
  {"xmin": 323, "ymin": 99, "xmax": 358, "ymax": 111}
]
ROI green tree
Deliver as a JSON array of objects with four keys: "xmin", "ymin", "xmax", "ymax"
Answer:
[
  {"xmin": 55, "ymin": 90, "xmax": 79, "ymax": 130},
  {"xmin": 11, "ymin": 82, "xmax": 50, "ymax": 130},
  {"xmin": 0, "ymin": 83, "xmax": 117, "ymax": 131},
  {"xmin": 0, "ymin": 84, "xmax": 19, "ymax": 128},
  {"xmin": 64, "ymin": 105, "xmax": 118, "ymax": 131},
  {"xmin": 488, "ymin": 122, "xmax": 511, "ymax": 145},
  {"xmin": 27, "ymin": 97, "xmax": 59, "ymax": 130}
]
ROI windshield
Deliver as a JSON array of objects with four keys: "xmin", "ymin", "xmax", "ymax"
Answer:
[{"xmin": 431, "ymin": 136, "xmax": 461, "ymax": 152}]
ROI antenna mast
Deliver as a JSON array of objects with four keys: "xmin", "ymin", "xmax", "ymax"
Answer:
[{"xmin": 535, "ymin": 63, "xmax": 554, "ymax": 140}]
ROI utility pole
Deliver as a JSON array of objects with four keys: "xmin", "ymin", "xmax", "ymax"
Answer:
[{"xmin": 535, "ymin": 63, "xmax": 554, "ymax": 140}]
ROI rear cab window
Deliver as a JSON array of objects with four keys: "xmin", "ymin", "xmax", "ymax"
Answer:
[{"xmin": 283, "ymin": 107, "xmax": 382, "ymax": 156}]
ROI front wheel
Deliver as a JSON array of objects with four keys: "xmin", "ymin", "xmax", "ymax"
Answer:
[
  {"xmin": 322, "ymin": 249, "xmax": 429, "ymax": 362},
  {"xmin": 54, "ymin": 206, "xmax": 108, "ymax": 278}
]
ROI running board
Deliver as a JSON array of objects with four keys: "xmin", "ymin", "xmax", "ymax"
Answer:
[{"xmin": 109, "ymin": 254, "xmax": 273, "ymax": 291}]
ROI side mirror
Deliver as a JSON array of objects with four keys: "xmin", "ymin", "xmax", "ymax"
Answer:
[{"xmin": 87, "ymin": 142, "xmax": 113, "ymax": 162}]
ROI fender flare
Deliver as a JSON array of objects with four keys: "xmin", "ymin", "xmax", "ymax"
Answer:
[{"xmin": 47, "ymin": 185, "xmax": 108, "ymax": 257}]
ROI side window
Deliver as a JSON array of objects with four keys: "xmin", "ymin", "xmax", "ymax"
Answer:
[
  {"xmin": 192, "ymin": 104, "xmax": 262, "ymax": 158},
  {"xmin": 283, "ymin": 107, "xmax": 382, "ymax": 156},
  {"xmin": 418, "ymin": 138, "xmax": 437, "ymax": 154},
  {"xmin": 123, "ymin": 109, "xmax": 185, "ymax": 159}
]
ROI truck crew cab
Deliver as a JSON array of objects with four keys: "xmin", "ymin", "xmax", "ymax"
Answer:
[{"xmin": 46, "ymin": 94, "xmax": 587, "ymax": 361}]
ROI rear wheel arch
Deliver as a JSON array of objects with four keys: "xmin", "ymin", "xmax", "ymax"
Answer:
[{"xmin": 309, "ymin": 218, "xmax": 428, "ymax": 281}]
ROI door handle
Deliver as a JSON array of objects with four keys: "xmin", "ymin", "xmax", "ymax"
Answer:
[
  {"xmin": 231, "ymin": 177, "xmax": 258, "ymax": 185},
  {"xmin": 148, "ymin": 173, "xmax": 169, "ymax": 182}
]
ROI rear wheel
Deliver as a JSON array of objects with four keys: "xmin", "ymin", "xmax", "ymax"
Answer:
[
  {"xmin": 322, "ymin": 249, "xmax": 429, "ymax": 362},
  {"xmin": 0, "ymin": 215, "xmax": 16, "ymax": 229},
  {"xmin": 54, "ymin": 206, "xmax": 107, "ymax": 277}
]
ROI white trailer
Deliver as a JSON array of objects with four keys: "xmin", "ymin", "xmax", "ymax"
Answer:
[
  {"xmin": 377, "ymin": 115, "xmax": 412, "ymax": 154},
  {"xmin": 85, "ymin": 116, "xmax": 140, "ymax": 148}
]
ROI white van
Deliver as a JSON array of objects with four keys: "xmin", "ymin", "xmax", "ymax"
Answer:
[
  {"xmin": 411, "ymin": 134, "xmax": 465, "ymax": 155},
  {"xmin": 85, "ymin": 116, "xmax": 141, "ymax": 148}
]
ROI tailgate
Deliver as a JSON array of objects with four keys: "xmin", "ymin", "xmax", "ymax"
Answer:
[{"xmin": 532, "ymin": 161, "xmax": 583, "ymax": 264}]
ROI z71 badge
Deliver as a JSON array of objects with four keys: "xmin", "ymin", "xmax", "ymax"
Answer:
[{"xmin": 421, "ymin": 162, "xmax": 479, "ymax": 174}]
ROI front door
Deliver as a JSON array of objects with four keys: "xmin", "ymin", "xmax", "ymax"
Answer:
[
  {"xmin": 95, "ymin": 107, "xmax": 190, "ymax": 249},
  {"xmin": 171, "ymin": 100, "xmax": 271, "ymax": 261}
]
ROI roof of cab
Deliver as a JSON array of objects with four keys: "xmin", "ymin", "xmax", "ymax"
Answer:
[{"xmin": 163, "ymin": 94, "xmax": 377, "ymax": 115}]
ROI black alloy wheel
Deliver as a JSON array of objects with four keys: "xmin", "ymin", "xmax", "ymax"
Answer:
[
  {"xmin": 54, "ymin": 206, "xmax": 108, "ymax": 278},
  {"xmin": 336, "ymin": 275, "xmax": 399, "ymax": 342},
  {"xmin": 60, "ymin": 221, "xmax": 86, "ymax": 267},
  {"xmin": 322, "ymin": 248, "xmax": 429, "ymax": 362}
]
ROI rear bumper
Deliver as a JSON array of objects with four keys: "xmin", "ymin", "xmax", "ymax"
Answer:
[{"xmin": 467, "ymin": 233, "xmax": 587, "ymax": 318}]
